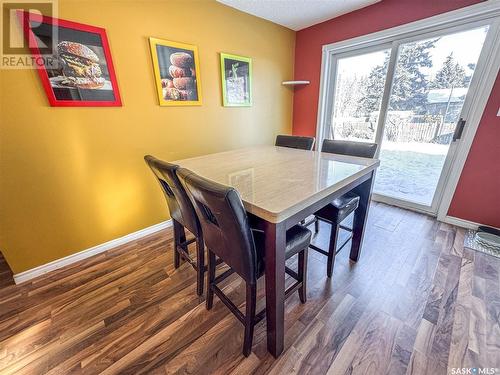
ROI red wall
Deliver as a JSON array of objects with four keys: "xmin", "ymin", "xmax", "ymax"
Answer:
[{"xmin": 293, "ymin": 0, "xmax": 500, "ymax": 228}]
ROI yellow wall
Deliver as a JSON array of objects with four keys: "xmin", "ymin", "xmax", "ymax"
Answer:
[{"xmin": 0, "ymin": 0, "xmax": 295, "ymax": 273}]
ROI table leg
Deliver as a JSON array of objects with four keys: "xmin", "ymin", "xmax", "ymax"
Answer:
[
  {"xmin": 350, "ymin": 171, "xmax": 375, "ymax": 262},
  {"xmin": 264, "ymin": 220, "xmax": 286, "ymax": 357}
]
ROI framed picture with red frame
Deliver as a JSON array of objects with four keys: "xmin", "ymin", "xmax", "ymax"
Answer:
[{"xmin": 19, "ymin": 11, "xmax": 121, "ymax": 107}]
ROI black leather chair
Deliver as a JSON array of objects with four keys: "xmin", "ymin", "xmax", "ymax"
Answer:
[
  {"xmin": 321, "ymin": 139, "xmax": 378, "ymax": 158},
  {"xmin": 275, "ymin": 134, "xmax": 315, "ymax": 150},
  {"xmin": 144, "ymin": 155, "xmax": 205, "ymax": 295},
  {"xmin": 309, "ymin": 139, "xmax": 378, "ymax": 277},
  {"xmin": 178, "ymin": 168, "xmax": 311, "ymax": 357}
]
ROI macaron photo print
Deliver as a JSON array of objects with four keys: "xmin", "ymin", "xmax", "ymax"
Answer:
[{"xmin": 149, "ymin": 38, "xmax": 202, "ymax": 106}]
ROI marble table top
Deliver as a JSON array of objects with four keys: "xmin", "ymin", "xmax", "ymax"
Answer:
[{"xmin": 175, "ymin": 145, "xmax": 380, "ymax": 223}]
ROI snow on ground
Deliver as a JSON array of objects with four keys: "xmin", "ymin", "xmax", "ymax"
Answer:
[
  {"xmin": 380, "ymin": 141, "xmax": 449, "ymax": 155},
  {"xmin": 374, "ymin": 141, "xmax": 449, "ymax": 206}
]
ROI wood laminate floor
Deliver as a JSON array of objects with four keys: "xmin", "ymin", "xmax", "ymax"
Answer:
[
  {"xmin": 0, "ymin": 252, "xmax": 14, "ymax": 289},
  {"xmin": 0, "ymin": 203, "xmax": 499, "ymax": 374}
]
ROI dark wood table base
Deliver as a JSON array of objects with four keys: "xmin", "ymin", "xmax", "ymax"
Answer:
[{"xmin": 253, "ymin": 170, "xmax": 376, "ymax": 357}]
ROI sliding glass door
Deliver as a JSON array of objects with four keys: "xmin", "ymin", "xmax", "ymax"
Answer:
[
  {"xmin": 329, "ymin": 47, "xmax": 391, "ymax": 143},
  {"xmin": 375, "ymin": 26, "xmax": 489, "ymax": 208},
  {"xmin": 323, "ymin": 21, "xmax": 492, "ymax": 213}
]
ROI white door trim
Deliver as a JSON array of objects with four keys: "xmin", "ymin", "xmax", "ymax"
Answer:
[
  {"xmin": 371, "ymin": 193, "xmax": 436, "ymax": 216},
  {"xmin": 372, "ymin": 41, "xmax": 399, "ymax": 153},
  {"xmin": 437, "ymin": 18, "xmax": 500, "ymax": 221},
  {"xmin": 316, "ymin": 1, "xmax": 500, "ymax": 221},
  {"xmin": 320, "ymin": 2, "xmax": 500, "ymax": 54}
]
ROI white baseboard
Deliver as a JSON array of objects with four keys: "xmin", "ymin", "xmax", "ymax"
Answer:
[
  {"xmin": 13, "ymin": 220, "xmax": 172, "ymax": 285},
  {"xmin": 442, "ymin": 215, "xmax": 482, "ymax": 230}
]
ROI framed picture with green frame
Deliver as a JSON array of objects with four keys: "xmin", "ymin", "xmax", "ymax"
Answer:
[{"xmin": 220, "ymin": 53, "xmax": 252, "ymax": 107}]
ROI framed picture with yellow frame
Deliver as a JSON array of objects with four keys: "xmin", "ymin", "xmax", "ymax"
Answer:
[
  {"xmin": 220, "ymin": 53, "xmax": 252, "ymax": 107},
  {"xmin": 149, "ymin": 37, "xmax": 202, "ymax": 106}
]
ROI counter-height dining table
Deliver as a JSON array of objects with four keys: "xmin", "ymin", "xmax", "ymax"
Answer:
[{"xmin": 175, "ymin": 145, "xmax": 380, "ymax": 357}]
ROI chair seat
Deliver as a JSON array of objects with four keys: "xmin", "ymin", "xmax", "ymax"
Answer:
[
  {"xmin": 252, "ymin": 225, "xmax": 312, "ymax": 275},
  {"xmin": 314, "ymin": 192, "xmax": 360, "ymax": 224}
]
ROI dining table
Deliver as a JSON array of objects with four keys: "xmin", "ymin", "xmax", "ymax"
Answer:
[{"xmin": 175, "ymin": 145, "xmax": 380, "ymax": 357}]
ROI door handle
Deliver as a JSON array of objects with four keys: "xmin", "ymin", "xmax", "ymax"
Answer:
[{"xmin": 452, "ymin": 118, "xmax": 466, "ymax": 141}]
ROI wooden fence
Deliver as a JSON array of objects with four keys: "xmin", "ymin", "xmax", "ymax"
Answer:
[{"xmin": 333, "ymin": 117, "xmax": 456, "ymax": 143}]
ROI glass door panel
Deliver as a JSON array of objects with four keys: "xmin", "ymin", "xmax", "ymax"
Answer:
[
  {"xmin": 373, "ymin": 26, "xmax": 489, "ymax": 207},
  {"xmin": 330, "ymin": 48, "xmax": 391, "ymax": 142}
]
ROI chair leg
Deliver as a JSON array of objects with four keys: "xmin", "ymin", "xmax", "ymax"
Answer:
[
  {"xmin": 242, "ymin": 283, "xmax": 257, "ymax": 357},
  {"xmin": 327, "ymin": 223, "xmax": 340, "ymax": 278},
  {"xmin": 298, "ymin": 248, "xmax": 308, "ymax": 303},
  {"xmin": 172, "ymin": 220, "xmax": 184, "ymax": 268},
  {"xmin": 314, "ymin": 217, "xmax": 320, "ymax": 233},
  {"xmin": 206, "ymin": 250, "xmax": 216, "ymax": 310},
  {"xmin": 196, "ymin": 236, "xmax": 205, "ymax": 296}
]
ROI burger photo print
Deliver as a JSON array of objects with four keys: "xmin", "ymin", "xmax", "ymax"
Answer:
[
  {"xmin": 20, "ymin": 11, "xmax": 121, "ymax": 107},
  {"xmin": 149, "ymin": 37, "xmax": 202, "ymax": 106}
]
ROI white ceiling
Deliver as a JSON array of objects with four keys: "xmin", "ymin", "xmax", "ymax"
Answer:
[{"xmin": 216, "ymin": 0, "xmax": 381, "ymax": 31}]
